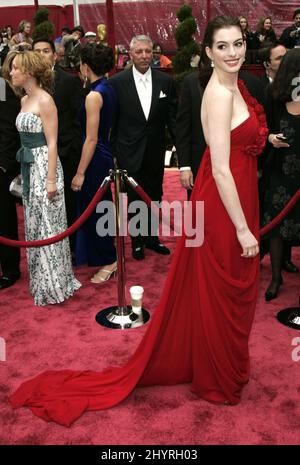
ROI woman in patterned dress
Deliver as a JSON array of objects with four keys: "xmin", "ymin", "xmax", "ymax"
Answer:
[{"xmin": 5, "ymin": 50, "xmax": 81, "ymax": 305}]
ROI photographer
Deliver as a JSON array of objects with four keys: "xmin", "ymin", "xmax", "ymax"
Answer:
[
  {"xmin": 61, "ymin": 25, "xmax": 84, "ymax": 70},
  {"xmin": 280, "ymin": 9, "xmax": 300, "ymax": 49}
]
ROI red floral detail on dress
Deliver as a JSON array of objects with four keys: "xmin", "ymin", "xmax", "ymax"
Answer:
[{"xmin": 238, "ymin": 79, "xmax": 269, "ymax": 157}]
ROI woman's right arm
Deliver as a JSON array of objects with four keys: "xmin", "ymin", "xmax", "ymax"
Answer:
[
  {"xmin": 205, "ymin": 87, "xmax": 258, "ymax": 257},
  {"xmin": 71, "ymin": 91, "xmax": 102, "ymax": 191}
]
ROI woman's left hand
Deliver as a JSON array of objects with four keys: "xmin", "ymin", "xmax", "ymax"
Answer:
[{"xmin": 71, "ymin": 173, "xmax": 85, "ymax": 192}]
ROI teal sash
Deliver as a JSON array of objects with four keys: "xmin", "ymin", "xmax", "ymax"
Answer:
[{"xmin": 16, "ymin": 132, "xmax": 47, "ymax": 198}]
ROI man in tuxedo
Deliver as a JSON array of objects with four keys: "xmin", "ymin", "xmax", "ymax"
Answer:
[
  {"xmin": 33, "ymin": 38, "xmax": 84, "ymax": 252},
  {"xmin": 258, "ymin": 42, "xmax": 286, "ymax": 94},
  {"xmin": 0, "ymin": 77, "xmax": 21, "ymax": 289},
  {"xmin": 110, "ymin": 35, "xmax": 177, "ymax": 260},
  {"xmin": 176, "ymin": 68, "xmax": 265, "ymax": 198}
]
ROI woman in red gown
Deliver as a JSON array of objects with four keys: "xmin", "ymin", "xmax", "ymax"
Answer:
[{"xmin": 10, "ymin": 17, "xmax": 268, "ymax": 426}]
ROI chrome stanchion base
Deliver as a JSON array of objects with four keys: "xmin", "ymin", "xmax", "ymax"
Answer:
[
  {"xmin": 96, "ymin": 306, "xmax": 150, "ymax": 329},
  {"xmin": 277, "ymin": 307, "xmax": 300, "ymax": 330}
]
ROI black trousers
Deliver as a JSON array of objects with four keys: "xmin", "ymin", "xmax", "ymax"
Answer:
[
  {"xmin": 59, "ymin": 152, "xmax": 80, "ymax": 253},
  {"xmin": 0, "ymin": 170, "xmax": 20, "ymax": 277},
  {"xmin": 126, "ymin": 150, "xmax": 165, "ymax": 248}
]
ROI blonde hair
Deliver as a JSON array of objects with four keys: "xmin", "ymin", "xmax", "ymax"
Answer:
[
  {"xmin": 2, "ymin": 51, "xmax": 23, "ymax": 97},
  {"xmin": 2, "ymin": 50, "xmax": 54, "ymax": 94}
]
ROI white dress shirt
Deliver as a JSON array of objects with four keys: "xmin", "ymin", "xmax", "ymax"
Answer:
[{"xmin": 132, "ymin": 65, "xmax": 152, "ymax": 120}]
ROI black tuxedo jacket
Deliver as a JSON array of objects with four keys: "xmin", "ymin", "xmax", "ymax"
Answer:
[
  {"xmin": 109, "ymin": 67, "xmax": 177, "ymax": 174},
  {"xmin": 176, "ymin": 70, "xmax": 265, "ymax": 179},
  {"xmin": 0, "ymin": 80, "xmax": 20, "ymax": 177},
  {"xmin": 53, "ymin": 64, "xmax": 84, "ymax": 160},
  {"xmin": 176, "ymin": 72, "xmax": 205, "ymax": 177},
  {"xmin": 258, "ymin": 74, "xmax": 271, "ymax": 106}
]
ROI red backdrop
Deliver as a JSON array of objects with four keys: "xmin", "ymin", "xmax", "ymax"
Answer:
[
  {"xmin": 0, "ymin": 1, "xmax": 299, "ymax": 49},
  {"xmin": 0, "ymin": 5, "xmax": 74, "ymax": 39}
]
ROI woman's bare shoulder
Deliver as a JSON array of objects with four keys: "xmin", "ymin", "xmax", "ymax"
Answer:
[
  {"xmin": 204, "ymin": 82, "xmax": 233, "ymax": 104},
  {"xmin": 86, "ymin": 90, "xmax": 102, "ymax": 103},
  {"xmin": 38, "ymin": 90, "xmax": 55, "ymax": 108},
  {"xmin": 85, "ymin": 90, "xmax": 103, "ymax": 110},
  {"xmin": 37, "ymin": 92, "xmax": 56, "ymax": 119}
]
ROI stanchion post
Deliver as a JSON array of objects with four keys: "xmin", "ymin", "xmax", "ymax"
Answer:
[
  {"xmin": 115, "ymin": 169, "xmax": 127, "ymax": 310},
  {"xmin": 277, "ymin": 302, "xmax": 300, "ymax": 331},
  {"xmin": 95, "ymin": 169, "xmax": 150, "ymax": 329}
]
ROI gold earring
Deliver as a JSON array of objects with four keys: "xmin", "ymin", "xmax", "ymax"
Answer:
[{"xmin": 83, "ymin": 75, "xmax": 88, "ymax": 88}]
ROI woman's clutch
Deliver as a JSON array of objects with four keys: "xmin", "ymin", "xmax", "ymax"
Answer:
[{"xmin": 9, "ymin": 175, "xmax": 22, "ymax": 198}]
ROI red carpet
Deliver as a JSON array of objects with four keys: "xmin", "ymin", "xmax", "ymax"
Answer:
[{"xmin": 0, "ymin": 169, "xmax": 299, "ymax": 444}]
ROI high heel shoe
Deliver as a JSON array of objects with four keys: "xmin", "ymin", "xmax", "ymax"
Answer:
[
  {"xmin": 90, "ymin": 264, "xmax": 117, "ymax": 284},
  {"xmin": 265, "ymin": 276, "xmax": 283, "ymax": 301}
]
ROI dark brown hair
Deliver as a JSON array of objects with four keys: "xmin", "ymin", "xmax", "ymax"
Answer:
[
  {"xmin": 81, "ymin": 42, "xmax": 114, "ymax": 75},
  {"xmin": 198, "ymin": 16, "xmax": 243, "ymax": 89}
]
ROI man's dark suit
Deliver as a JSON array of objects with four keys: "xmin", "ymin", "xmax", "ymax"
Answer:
[
  {"xmin": 0, "ymin": 81, "xmax": 21, "ymax": 278},
  {"xmin": 176, "ymin": 72, "xmax": 205, "ymax": 183},
  {"xmin": 53, "ymin": 64, "xmax": 84, "ymax": 251},
  {"xmin": 280, "ymin": 25, "xmax": 300, "ymax": 49},
  {"xmin": 109, "ymin": 67, "xmax": 177, "ymax": 245},
  {"xmin": 258, "ymin": 74, "xmax": 271, "ymax": 113},
  {"xmin": 176, "ymin": 70, "xmax": 265, "ymax": 192}
]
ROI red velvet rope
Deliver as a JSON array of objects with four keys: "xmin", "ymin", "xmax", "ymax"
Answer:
[
  {"xmin": 259, "ymin": 188, "xmax": 300, "ymax": 236},
  {"xmin": 0, "ymin": 181, "xmax": 299, "ymax": 248},
  {"xmin": 0, "ymin": 183, "xmax": 110, "ymax": 248},
  {"xmin": 134, "ymin": 185, "xmax": 300, "ymax": 238},
  {"xmin": 134, "ymin": 185, "xmax": 180, "ymax": 234}
]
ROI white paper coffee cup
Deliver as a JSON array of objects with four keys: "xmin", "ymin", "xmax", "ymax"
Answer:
[{"xmin": 129, "ymin": 286, "xmax": 144, "ymax": 314}]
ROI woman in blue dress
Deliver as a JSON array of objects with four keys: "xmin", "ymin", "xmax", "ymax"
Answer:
[{"xmin": 71, "ymin": 43, "xmax": 117, "ymax": 283}]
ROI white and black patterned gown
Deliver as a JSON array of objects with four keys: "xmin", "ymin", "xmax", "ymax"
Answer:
[{"xmin": 16, "ymin": 112, "xmax": 81, "ymax": 306}]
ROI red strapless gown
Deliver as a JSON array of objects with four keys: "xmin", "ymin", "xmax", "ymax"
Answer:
[{"xmin": 10, "ymin": 82, "xmax": 268, "ymax": 426}]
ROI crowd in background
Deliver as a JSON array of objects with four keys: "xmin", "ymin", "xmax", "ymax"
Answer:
[
  {"xmin": 0, "ymin": 20, "xmax": 175, "ymax": 71},
  {"xmin": 2, "ymin": 9, "xmax": 300, "ymax": 70}
]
